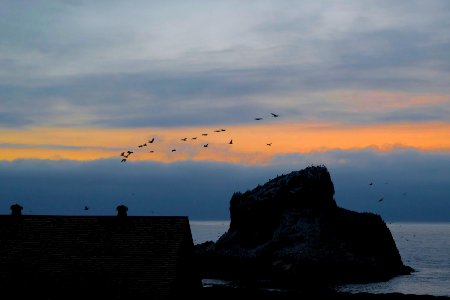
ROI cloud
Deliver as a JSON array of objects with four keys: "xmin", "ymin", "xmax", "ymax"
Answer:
[
  {"xmin": 1, "ymin": 149, "xmax": 449, "ymax": 221},
  {"xmin": 1, "ymin": 1, "xmax": 449, "ymax": 128}
]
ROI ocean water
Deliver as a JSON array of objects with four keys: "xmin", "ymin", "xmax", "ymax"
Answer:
[{"xmin": 189, "ymin": 221, "xmax": 450, "ymax": 296}]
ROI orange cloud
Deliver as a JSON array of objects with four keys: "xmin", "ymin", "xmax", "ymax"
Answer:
[{"xmin": 1, "ymin": 121, "xmax": 450, "ymax": 164}]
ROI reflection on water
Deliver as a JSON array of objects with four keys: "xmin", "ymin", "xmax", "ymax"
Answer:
[{"xmin": 189, "ymin": 220, "xmax": 230, "ymax": 245}]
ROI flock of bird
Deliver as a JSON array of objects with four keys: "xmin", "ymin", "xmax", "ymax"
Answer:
[
  {"xmin": 119, "ymin": 112, "xmax": 280, "ymax": 163},
  {"xmin": 117, "ymin": 112, "xmax": 399, "ymax": 206}
]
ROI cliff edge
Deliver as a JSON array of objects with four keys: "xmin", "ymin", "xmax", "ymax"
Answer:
[{"xmin": 195, "ymin": 165, "xmax": 413, "ymax": 288}]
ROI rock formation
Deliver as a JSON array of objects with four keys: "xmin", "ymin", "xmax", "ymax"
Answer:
[{"xmin": 195, "ymin": 165, "xmax": 412, "ymax": 288}]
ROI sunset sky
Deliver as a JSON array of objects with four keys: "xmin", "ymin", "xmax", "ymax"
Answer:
[{"xmin": 1, "ymin": 0, "xmax": 449, "ymax": 221}]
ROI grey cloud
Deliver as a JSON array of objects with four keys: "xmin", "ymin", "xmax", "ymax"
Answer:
[
  {"xmin": 1, "ymin": 0, "xmax": 449, "ymax": 129},
  {"xmin": 1, "ymin": 62, "xmax": 448, "ymax": 129}
]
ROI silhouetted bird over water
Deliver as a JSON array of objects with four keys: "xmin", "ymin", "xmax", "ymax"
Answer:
[
  {"xmin": 266, "ymin": 143, "xmax": 272, "ymax": 146},
  {"xmin": 203, "ymin": 144, "xmax": 208, "ymax": 147},
  {"xmin": 149, "ymin": 138, "xmax": 155, "ymax": 143},
  {"xmin": 229, "ymin": 139, "xmax": 233, "ymax": 144},
  {"xmin": 255, "ymin": 117, "xmax": 262, "ymax": 120},
  {"xmin": 271, "ymin": 113, "xmax": 279, "ymax": 117},
  {"xmin": 171, "ymin": 149, "xmax": 176, "ymax": 152},
  {"xmin": 84, "ymin": 206, "xmax": 89, "ymax": 211},
  {"xmin": 121, "ymin": 158, "xmax": 127, "ymax": 162},
  {"xmin": 378, "ymin": 197, "xmax": 384, "ymax": 202}
]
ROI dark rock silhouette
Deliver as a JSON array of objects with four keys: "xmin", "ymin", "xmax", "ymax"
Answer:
[{"xmin": 195, "ymin": 165, "xmax": 412, "ymax": 288}]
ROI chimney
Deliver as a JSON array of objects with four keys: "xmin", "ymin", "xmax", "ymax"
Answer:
[
  {"xmin": 116, "ymin": 205, "xmax": 128, "ymax": 217},
  {"xmin": 10, "ymin": 204, "xmax": 23, "ymax": 216}
]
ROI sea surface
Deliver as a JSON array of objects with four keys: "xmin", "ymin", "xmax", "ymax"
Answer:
[{"xmin": 189, "ymin": 221, "xmax": 450, "ymax": 297}]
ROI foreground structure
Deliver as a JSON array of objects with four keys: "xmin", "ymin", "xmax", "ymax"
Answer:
[{"xmin": 0, "ymin": 205, "xmax": 200, "ymax": 300}]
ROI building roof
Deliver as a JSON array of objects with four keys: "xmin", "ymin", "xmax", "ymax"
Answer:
[{"xmin": 0, "ymin": 210, "xmax": 200, "ymax": 300}]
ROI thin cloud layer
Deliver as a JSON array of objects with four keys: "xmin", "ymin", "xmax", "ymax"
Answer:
[{"xmin": 1, "ymin": 149, "xmax": 449, "ymax": 221}]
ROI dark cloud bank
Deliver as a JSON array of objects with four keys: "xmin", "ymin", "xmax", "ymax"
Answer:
[{"xmin": 1, "ymin": 148, "xmax": 449, "ymax": 222}]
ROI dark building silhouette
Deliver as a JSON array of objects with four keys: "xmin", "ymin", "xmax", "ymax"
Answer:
[{"xmin": 0, "ymin": 205, "xmax": 201, "ymax": 300}]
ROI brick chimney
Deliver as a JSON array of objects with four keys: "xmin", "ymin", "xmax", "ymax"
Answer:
[
  {"xmin": 116, "ymin": 205, "xmax": 128, "ymax": 217},
  {"xmin": 10, "ymin": 204, "xmax": 23, "ymax": 216}
]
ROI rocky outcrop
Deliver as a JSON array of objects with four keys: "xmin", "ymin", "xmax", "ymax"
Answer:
[{"xmin": 195, "ymin": 165, "xmax": 412, "ymax": 288}]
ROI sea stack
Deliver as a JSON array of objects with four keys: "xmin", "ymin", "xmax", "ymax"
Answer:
[{"xmin": 195, "ymin": 165, "xmax": 412, "ymax": 288}]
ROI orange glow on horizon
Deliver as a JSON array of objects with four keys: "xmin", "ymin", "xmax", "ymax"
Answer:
[{"xmin": 1, "ymin": 121, "xmax": 450, "ymax": 164}]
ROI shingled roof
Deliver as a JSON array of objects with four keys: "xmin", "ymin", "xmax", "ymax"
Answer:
[{"xmin": 0, "ymin": 206, "xmax": 201, "ymax": 300}]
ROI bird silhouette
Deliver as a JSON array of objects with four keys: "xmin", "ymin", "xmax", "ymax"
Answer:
[
  {"xmin": 84, "ymin": 206, "xmax": 89, "ymax": 211},
  {"xmin": 221, "ymin": 129, "xmax": 226, "ymax": 132},
  {"xmin": 270, "ymin": 113, "xmax": 279, "ymax": 117},
  {"xmin": 127, "ymin": 151, "xmax": 133, "ymax": 155},
  {"xmin": 121, "ymin": 158, "xmax": 127, "ymax": 162},
  {"xmin": 120, "ymin": 152, "xmax": 126, "ymax": 157},
  {"xmin": 214, "ymin": 130, "xmax": 221, "ymax": 132},
  {"xmin": 149, "ymin": 150, "xmax": 154, "ymax": 153},
  {"xmin": 191, "ymin": 137, "xmax": 197, "ymax": 140},
  {"xmin": 255, "ymin": 117, "xmax": 262, "ymax": 120},
  {"xmin": 181, "ymin": 138, "xmax": 187, "ymax": 141},
  {"xmin": 266, "ymin": 143, "xmax": 272, "ymax": 146},
  {"xmin": 149, "ymin": 138, "xmax": 155, "ymax": 143},
  {"xmin": 202, "ymin": 133, "xmax": 208, "ymax": 136},
  {"xmin": 378, "ymin": 197, "xmax": 384, "ymax": 202},
  {"xmin": 138, "ymin": 145, "xmax": 143, "ymax": 148},
  {"xmin": 229, "ymin": 139, "xmax": 233, "ymax": 144},
  {"xmin": 369, "ymin": 182, "xmax": 373, "ymax": 186},
  {"xmin": 171, "ymin": 149, "xmax": 176, "ymax": 152},
  {"xmin": 203, "ymin": 144, "xmax": 208, "ymax": 147}
]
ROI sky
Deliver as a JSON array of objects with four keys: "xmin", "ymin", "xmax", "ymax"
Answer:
[{"xmin": 1, "ymin": 0, "xmax": 449, "ymax": 221}]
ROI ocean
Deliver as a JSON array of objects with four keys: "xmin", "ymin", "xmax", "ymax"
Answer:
[{"xmin": 189, "ymin": 221, "xmax": 450, "ymax": 297}]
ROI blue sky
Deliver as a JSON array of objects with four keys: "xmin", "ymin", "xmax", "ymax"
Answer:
[{"xmin": 0, "ymin": 0, "xmax": 449, "ymax": 221}]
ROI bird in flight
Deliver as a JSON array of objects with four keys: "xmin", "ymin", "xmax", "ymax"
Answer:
[
  {"xmin": 378, "ymin": 197, "xmax": 384, "ymax": 202},
  {"xmin": 229, "ymin": 139, "xmax": 233, "ymax": 144},
  {"xmin": 171, "ymin": 149, "xmax": 176, "ymax": 152},
  {"xmin": 203, "ymin": 144, "xmax": 208, "ymax": 147},
  {"xmin": 214, "ymin": 130, "xmax": 221, "ymax": 132},
  {"xmin": 84, "ymin": 206, "xmax": 89, "ymax": 211},
  {"xmin": 255, "ymin": 117, "xmax": 262, "ymax": 120},
  {"xmin": 369, "ymin": 182, "xmax": 373, "ymax": 186},
  {"xmin": 266, "ymin": 143, "xmax": 272, "ymax": 146},
  {"xmin": 181, "ymin": 138, "xmax": 187, "ymax": 141},
  {"xmin": 149, "ymin": 138, "xmax": 155, "ymax": 143},
  {"xmin": 121, "ymin": 158, "xmax": 127, "ymax": 162},
  {"xmin": 202, "ymin": 133, "xmax": 208, "ymax": 136},
  {"xmin": 149, "ymin": 150, "xmax": 154, "ymax": 153},
  {"xmin": 221, "ymin": 129, "xmax": 226, "ymax": 132},
  {"xmin": 191, "ymin": 137, "xmax": 197, "ymax": 140},
  {"xmin": 270, "ymin": 113, "xmax": 279, "ymax": 117}
]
